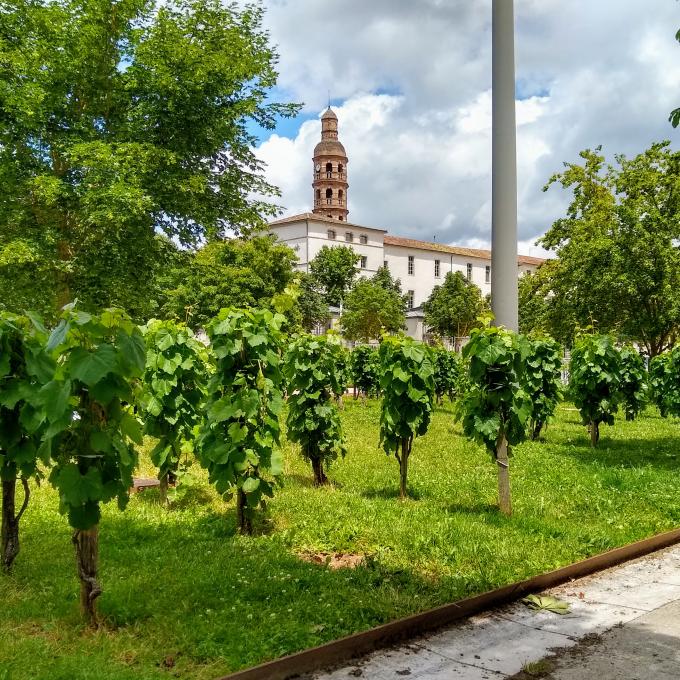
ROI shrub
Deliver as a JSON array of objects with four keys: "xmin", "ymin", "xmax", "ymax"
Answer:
[
  {"xmin": 284, "ymin": 335, "xmax": 347, "ymax": 485},
  {"xmin": 649, "ymin": 346, "xmax": 680, "ymax": 418},
  {"xmin": 569, "ymin": 334, "xmax": 623, "ymax": 447},
  {"xmin": 42, "ymin": 307, "xmax": 146, "ymax": 626},
  {"xmin": 458, "ymin": 325, "xmax": 532, "ymax": 515},
  {"xmin": 351, "ymin": 344, "xmax": 381, "ymax": 399},
  {"xmin": 618, "ymin": 345, "xmax": 648, "ymax": 421},
  {"xmin": 198, "ymin": 308, "xmax": 285, "ymax": 534},
  {"xmin": 378, "ymin": 336, "xmax": 435, "ymax": 499},
  {"xmin": 139, "ymin": 319, "xmax": 209, "ymax": 503},
  {"xmin": 524, "ymin": 336, "xmax": 563, "ymax": 440},
  {"xmin": 432, "ymin": 346, "xmax": 460, "ymax": 405},
  {"xmin": 0, "ymin": 313, "xmax": 51, "ymax": 570}
]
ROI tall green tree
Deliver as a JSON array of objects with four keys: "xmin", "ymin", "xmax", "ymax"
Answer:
[
  {"xmin": 340, "ymin": 273, "xmax": 406, "ymax": 342},
  {"xmin": 159, "ymin": 236, "xmax": 298, "ymax": 328},
  {"xmin": 423, "ymin": 272, "xmax": 486, "ymax": 348},
  {"xmin": 539, "ymin": 143, "xmax": 680, "ymax": 355},
  {"xmin": 296, "ymin": 272, "xmax": 331, "ymax": 332},
  {"xmin": 309, "ymin": 246, "xmax": 359, "ymax": 307},
  {"xmin": 0, "ymin": 0, "xmax": 299, "ymax": 321}
]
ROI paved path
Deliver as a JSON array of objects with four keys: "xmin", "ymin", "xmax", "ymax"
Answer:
[{"xmin": 312, "ymin": 544, "xmax": 680, "ymax": 680}]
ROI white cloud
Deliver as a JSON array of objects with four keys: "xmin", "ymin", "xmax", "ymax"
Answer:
[{"xmin": 257, "ymin": 0, "xmax": 680, "ymax": 251}]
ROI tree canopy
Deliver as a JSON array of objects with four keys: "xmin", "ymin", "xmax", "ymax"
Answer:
[
  {"xmin": 340, "ymin": 268, "xmax": 406, "ymax": 342},
  {"xmin": 423, "ymin": 271, "xmax": 485, "ymax": 346},
  {"xmin": 309, "ymin": 246, "xmax": 360, "ymax": 308},
  {"xmin": 158, "ymin": 236, "xmax": 298, "ymax": 329},
  {"xmin": 0, "ymin": 0, "xmax": 298, "ymax": 321},
  {"xmin": 534, "ymin": 143, "xmax": 680, "ymax": 355}
]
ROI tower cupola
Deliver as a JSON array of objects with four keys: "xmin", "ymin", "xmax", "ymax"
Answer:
[{"xmin": 312, "ymin": 107, "xmax": 349, "ymax": 221}]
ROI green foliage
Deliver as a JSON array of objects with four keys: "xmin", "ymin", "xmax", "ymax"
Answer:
[
  {"xmin": 351, "ymin": 345, "xmax": 381, "ymax": 398},
  {"xmin": 296, "ymin": 272, "xmax": 331, "ymax": 332},
  {"xmin": 139, "ymin": 320, "xmax": 208, "ymax": 491},
  {"xmin": 540, "ymin": 143, "xmax": 680, "ymax": 355},
  {"xmin": 618, "ymin": 345, "xmax": 648, "ymax": 421},
  {"xmin": 432, "ymin": 347, "xmax": 460, "ymax": 403},
  {"xmin": 4, "ymin": 402, "xmax": 680, "ymax": 675},
  {"xmin": 159, "ymin": 237, "xmax": 299, "ymax": 328},
  {"xmin": 423, "ymin": 272, "xmax": 486, "ymax": 346},
  {"xmin": 284, "ymin": 335, "xmax": 347, "ymax": 484},
  {"xmin": 378, "ymin": 336, "xmax": 435, "ymax": 498},
  {"xmin": 198, "ymin": 308, "xmax": 285, "ymax": 531},
  {"xmin": 309, "ymin": 246, "xmax": 360, "ymax": 307},
  {"xmin": 41, "ymin": 308, "xmax": 146, "ymax": 530},
  {"xmin": 0, "ymin": 313, "xmax": 50, "ymax": 483},
  {"xmin": 458, "ymin": 325, "xmax": 532, "ymax": 457},
  {"xmin": 649, "ymin": 346, "xmax": 680, "ymax": 418},
  {"xmin": 523, "ymin": 336, "xmax": 563, "ymax": 440},
  {"xmin": 379, "ymin": 337, "xmax": 435, "ymax": 453},
  {"xmin": 568, "ymin": 334, "xmax": 623, "ymax": 444},
  {"xmin": 340, "ymin": 271, "xmax": 406, "ymax": 342},
  {"xmin": 0, "ymin": 0, "xmax": 299, "ymax": 319}
]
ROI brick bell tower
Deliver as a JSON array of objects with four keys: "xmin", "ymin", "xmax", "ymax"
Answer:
[{"xmin": 312, "ymin": 107, "xmax": 349, "ymax": 221}]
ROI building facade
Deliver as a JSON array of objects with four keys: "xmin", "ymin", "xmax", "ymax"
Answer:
[{"xmin": 268, "ymin": 107, "xmax": 545, "ymax": 340}]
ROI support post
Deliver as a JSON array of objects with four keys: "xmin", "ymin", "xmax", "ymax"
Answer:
[{"xmin": 491, "ymin": 0, "xmax": 518, "ymax": 331}]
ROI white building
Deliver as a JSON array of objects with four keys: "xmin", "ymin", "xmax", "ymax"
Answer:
[{"xmin": 268, "ymin": 107, "xmax": 545, "ymax": 341}]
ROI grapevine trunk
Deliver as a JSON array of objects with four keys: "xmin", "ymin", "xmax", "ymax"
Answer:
[
  {"xmin": 1, "ymin": 478, "xmax": 29, "ymax": 571},
  {"xmin": 311, "ymin": 457, "xmax": 328, "ymax": 486},
  {"xmin": 496, "ymin": 436, "xmax": 512, "ymax": 516},
  {"xmin": 399, "ymin": 438, "xmax": 410, "ymax": 500},
  {"xmin": 590, "ymin": 420, "xmax": 600, "ymax": 448},
  {"xmin": 2, "ymin": 479, "xmax": 18, "ymax": 570},
  {"xmin": 73, "ymin": 526, "xmax": 101, "ymax": 628},
  {"xmin": 236, "ymin": 489, "xmax": 253, "ymax": 535}
]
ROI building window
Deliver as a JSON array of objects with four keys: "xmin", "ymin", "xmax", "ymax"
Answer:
[
  {"xmin": 485, "ymin": 265, "xmax": 491, "ymax": 283},
  {"xmin": 360, "ymin": 256, "xmax": 367, "ymax": 269},
  {"xmin": 326, "ymin": 162, "xmax": 332, "ymax": 178},
  {"xmin": 383, "ymin": 260, "xmax": 388, "ymax": 269},
  {"xmin": 407, "ymin": 290, "xmax": 414, "ymax": 310},
  {"xmin": 345, "ymin": 232, "xmax": 353, "ymax": 242},
  {"xmin": 338, "ymin": 163, "xmax": 344, "ymax": 176},
  {"xmin": 359, "ymin": 234, "xmax": 368, "ymax": 244},
  {"xmin": 327, "ymin": 229, "xmax": 336, "ymax": 240},
  {"xmin": 434, "ymin": 259, "xmax": 440, "ymax": 278},
  {"xmin": 408, "ymin": 255, "xmax": 415, "ymax": 275},
  {"xmin": 338, "ymin": 216, "xmax": 343, "ymax": 221},
  {"xmin": 466, "ymin": 263, "xmax": 472, "ymax": 280},
  {"xmin": 325, "ymin": 187, "xmax": 332, "ymax": 205}
]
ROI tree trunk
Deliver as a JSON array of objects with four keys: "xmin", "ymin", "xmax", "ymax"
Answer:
[
  {"xmin": 73, "ymin": 526, "xmax": 101, "ymax": 628},
  {"xmin": 590, "ymin": 420, "xmax": 599, "ymax": 448},
  {"xmin": 496, "ymin": 436, "xmax": 512, "ymax": 516},
  {"xmin": 2, "ymin": 478, "xmax": 29, "ymax": 571},
  {"xmin": 158, "ymin": 473, "xmax": 169, "ymax": 506},
  {"xmin": 531, "ymin": 420, "xmax": 543, "ymax": 441},
  {"xmin": 353, "ymin": 386, "xmax": 358, "ymax": 400},
  {"xmin": 399, "ymin": 438, "xmax": 410, "ymax": 500},
  {"xmin": 236, "ymin": 488, "xmax": 252, "ymax": 535},
  {"xmin": 311, "ymin": 457, "xmax": 328, "ymax": 486}
]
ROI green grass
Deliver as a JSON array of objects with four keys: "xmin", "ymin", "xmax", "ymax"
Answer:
[{"xmin": 2, "ymin": 401, "xmax": 679, "ymax": 679}]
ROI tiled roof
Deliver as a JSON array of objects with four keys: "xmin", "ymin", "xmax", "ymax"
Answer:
[
  {"xmin": 268, "ymin": 212, "xmax": 388, "ymax": 233},
  {"xmin": 384, "ymin": 235, "xmax": 546, "ymax": 266}
]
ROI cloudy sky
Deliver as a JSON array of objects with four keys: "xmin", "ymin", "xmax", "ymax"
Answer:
[{"xmin": 254, "ymin": 0, "xmax": 680, "ymax": 255}]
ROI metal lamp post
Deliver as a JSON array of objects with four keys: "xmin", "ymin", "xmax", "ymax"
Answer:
[{"xmin": 491, "ymin": 0, "xmax": 518, "ymax": 331}]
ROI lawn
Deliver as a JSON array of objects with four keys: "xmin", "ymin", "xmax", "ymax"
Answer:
[{"xmin": 1, "ymin": 401, "xmax": 679, "ymax": 679}]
